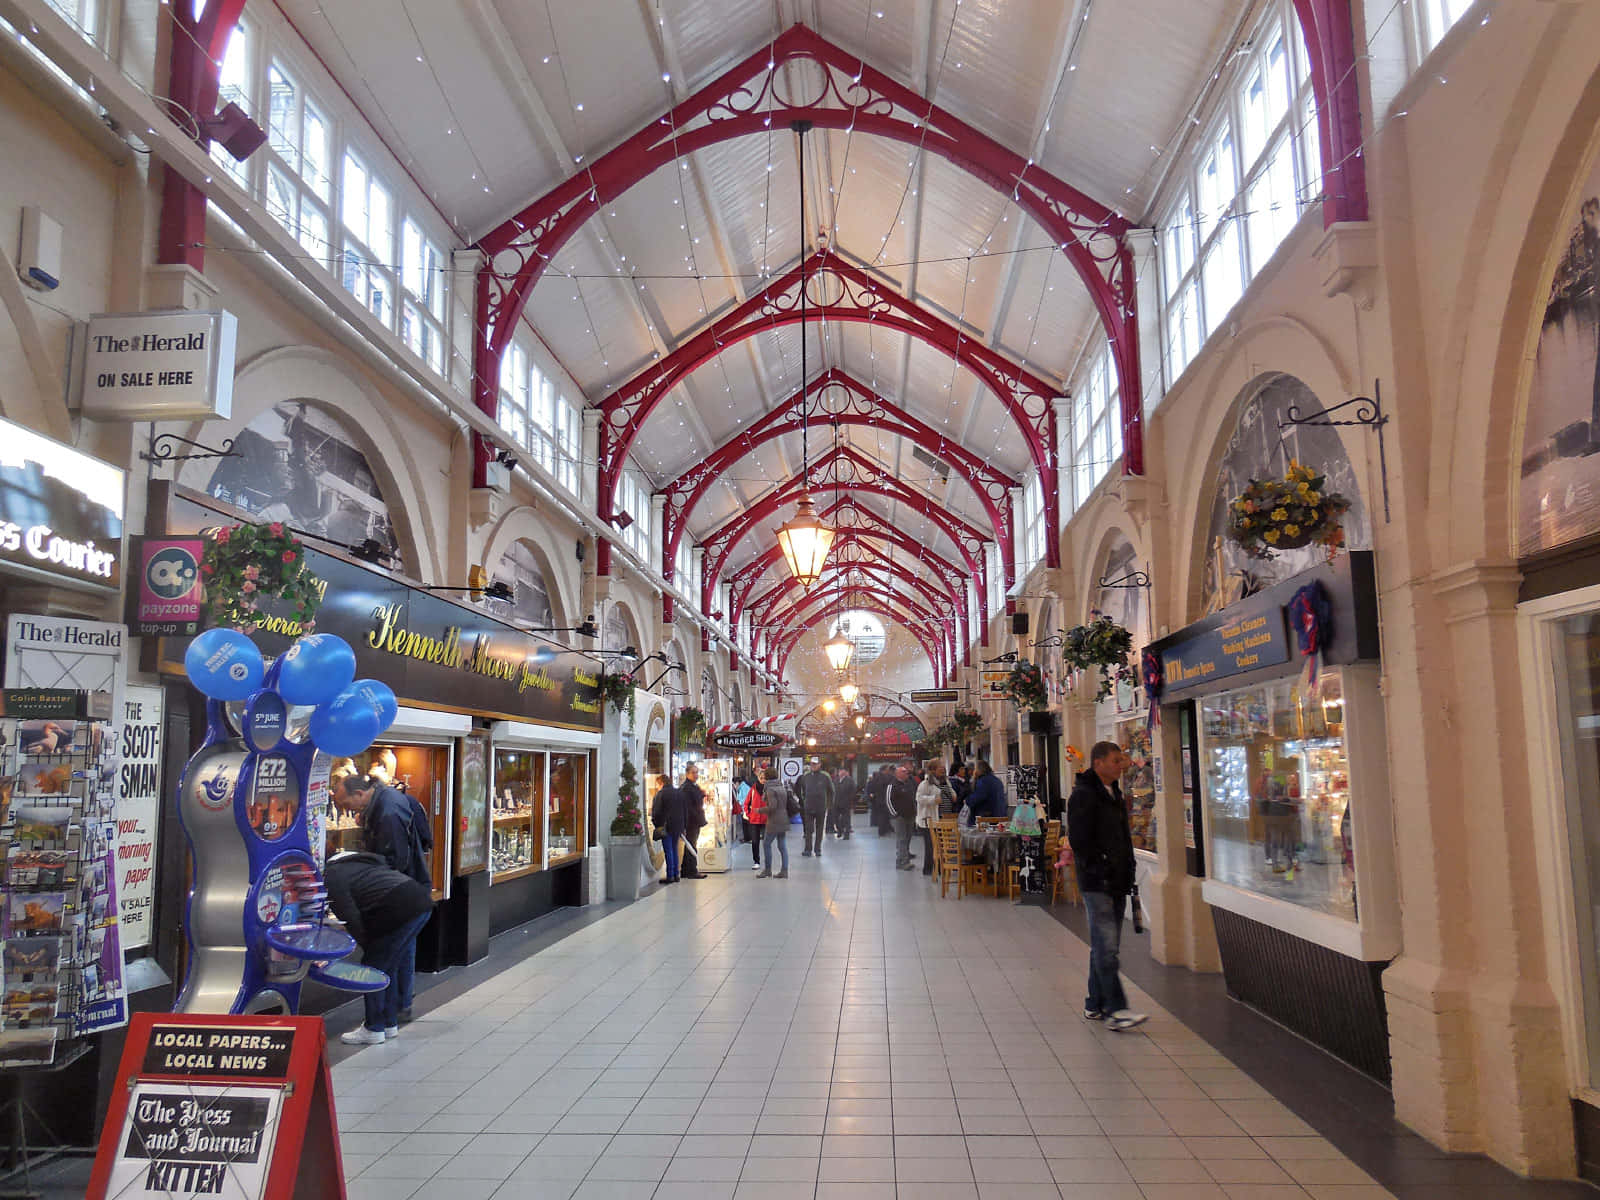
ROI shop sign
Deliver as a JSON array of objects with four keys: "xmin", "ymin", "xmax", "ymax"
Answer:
[
  {"xmin": 80, "ymin": 310, "xmax": 238, "ymax": 421},
  {"xmin": 117, "ymin": 686, "xmax": 163, "ymax": 951},
  {"xmin": 1159, "ymin": 607, "xmax": 1290, "ymax": 691},
  {"xmin": 126, "ymin": 537, "xmax": 204, "ymax": 636},
  {"xmin": 709, "ymin": 729, "xmax": 784, "ymax": 751},
  {"xmin": 162, "ymin": 548, "xmax": 602, "ymax": 731},
  {"xmin": 980, "ymin": 670, "xmax": 1010, "ymax": 696},
  {"xmin": 908, "ymin": 688, "xmax": 960, "ymax": 703},
  {"xmin": 101, "ymin": 1081, "xmax": 281, "ymax": 1198},
  {"xmin": 0, "ymin": 417, "xmax": 123, "ymax": 591}
]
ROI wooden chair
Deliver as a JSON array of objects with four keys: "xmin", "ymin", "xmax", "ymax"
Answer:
[{"xmin": 930, "ymin": 820, "xmax": 964, "ymax": 899}]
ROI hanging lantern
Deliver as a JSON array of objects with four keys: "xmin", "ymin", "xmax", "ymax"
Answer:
[
  {"xmin": 822, "ymin": 698, "xmax": 837, "ymax": 714},
  {"xmin": 775, "ymin": 494, "xmax": 834, "ymax": 589},
  {"xmin": 823, "ymin": 630, "xmax": 855, "ymax": 672},
  {"xmin": 839, "ymin": 680, "xmax": 860, "ymax": 705}
]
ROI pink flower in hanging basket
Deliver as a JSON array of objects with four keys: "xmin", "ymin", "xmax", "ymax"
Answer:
[
  {"xmin": 241, "ymin": 581, "xmax": 256, "ymax": 594},
  {"xmin": 281, "ymin": 550, "xmax": 297, "ymax": 564},
  {"xmin": 243, "ymin": 565, "xmax": 260, "ymax": 581},
  {"xmin": 268, "ymin": 522, "xmax": 285, "ymax": 537}
]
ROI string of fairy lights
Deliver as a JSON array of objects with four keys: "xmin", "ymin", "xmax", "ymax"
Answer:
[{"xmin": 14, "ymin": 0, "xmax": 1485, "ymax": 672}]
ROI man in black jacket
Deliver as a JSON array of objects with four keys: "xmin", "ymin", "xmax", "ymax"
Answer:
[
  {"xmin": 325, "ymin": 852, "xmax": 434, "ymax": 1046},
  {"xmin": 830, "ymin": 769, "xmax": 857, "ymax": 839},
  {"xmin": 336, "ymin": 775, "xmax": 431, "ymax": 887},
  {"xmin": 867, "ymin": 764, "xmax": 894, "ymax": 836},
  {"xmin": 679, "ymin": 764, "xmax": 708, "ymax": 879},
  {"xmin": 887, "ymin": 761, "xmax": 919, "ymax": 870},
  {"xmin": 1066, "ymin": 742, "xmax": 1147, "ymax": 1031},
  {"xmin": 797, "ymin": 760, "xmax": 833, "ymax": 857},
  {"xmin": 651, "ymin": 777, "xmax": 688, "ymax": 883}
]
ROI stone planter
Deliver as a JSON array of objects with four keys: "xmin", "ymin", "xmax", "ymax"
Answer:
[{"xmin": 607, "ymin": 835, "xmax": 645, "ymax": 902}]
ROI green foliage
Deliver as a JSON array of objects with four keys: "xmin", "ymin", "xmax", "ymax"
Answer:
[
  {"xmin": 1001, "ymin": 660, "xmax": 1049, "ymax": 711},
  {"xmin": 1062, "ymin": 611, "xmax": 1135, "ymax": 703},
  {"xmin": 611, "ymin": 749, "xmax": 644, "ymax": 838},
  {"xmin": 675, "ymin": 706, "xmax": 708, "ymax": 747},
  {"xmin": 199, "ymin": 522, "xmax": 322, "ymax": 633},
  {"xmin": 1226, "ymin": 460, "xmax": 1352, "ymax": 561}
]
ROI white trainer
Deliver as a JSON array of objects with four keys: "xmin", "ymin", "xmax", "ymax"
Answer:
[
  {"xmin": 383, "ymin": 1026, "xmax": 400, "ymax": 1039},
  {"xmin": 1106, "ymin": 1010, "xmax": 1149, "ymax": 1032},
  {"xmin": 339, "ymin": 1027, "xmax": 386, "ymax": 1046}
]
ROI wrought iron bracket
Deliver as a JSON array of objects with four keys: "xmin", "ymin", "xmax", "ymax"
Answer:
[
  {"xmin": 983, "ymin": 651, "xmax": 1019, "ymax": 665},
  {"xmin": 140, "ymin": 431, "xmax": 241, "ymax": 468},
  {"xmin": 1029, "ymin": 634, "xmax": 1065, "ymax": 649},
  {"xmin": 1278, "ymin": 380, "xmax": 1390, "ymax": 522},
  {"xmin": 1096, "ymin": 569, "xmax": 1152, "ymax": 590}
]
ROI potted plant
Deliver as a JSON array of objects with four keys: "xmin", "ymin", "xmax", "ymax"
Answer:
[
  {"xmin": 199, "ymin": 522, "xmax": 322, "ymax": 633},
  {"xmin": 1062, "ymin": 611, "xmax": 1135, "ymax": 703},
  {"xmin": 607, "ymin": 749, "xmax": 646, "ymax": 901},
  {"xmin": 951, "ymin": 708, "xmax": 988, "ymax": 750},
  {"xmin": 1000, "ymin": 660, "xmax": 1049, "ymax": 712},
  {"xmin": 1227, "ymin": 460, "xmax": 1351, "ymax": 560},
  {"xmin": 599, "ymin": 671, "xmax": 637, "ymax": 726},
  {"xmin": 675, "ymin": 705, "xmax": 708, "ymax": 748}
]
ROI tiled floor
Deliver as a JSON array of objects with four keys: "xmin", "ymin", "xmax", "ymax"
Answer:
[{"xmin": 329, "ymin": 827, "xmax": 1409, "ymax": 1200}]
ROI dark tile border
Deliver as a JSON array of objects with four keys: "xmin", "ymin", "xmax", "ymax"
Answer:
[{"xmin": 1046, "ymin": 902, "xmax": 1598, "ymax": 1199}]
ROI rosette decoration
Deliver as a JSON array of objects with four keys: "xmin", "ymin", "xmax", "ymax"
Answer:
[
  {"xmin": 1288, "ymin": 580, "xmax": 1334, "ymax": 692},
  {"xmin": 199, "ymin": 522, "xmax": 322, "ymax": 633},
  {"xmin": 1000, "ymin": 660, "xmax": 1049, "ymax": 711},
  {"xmin": 1226, "ymin": 461, "xmax": 1351, "ymax": 560},
  {"xmin": 1062, "ymin": 611, "xmax": 1135, "ymax": 703}
]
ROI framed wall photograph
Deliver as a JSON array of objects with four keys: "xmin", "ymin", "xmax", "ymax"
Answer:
[{"xmin": 454, "ymin": 732, "xmax": 490, "ymax": 876}]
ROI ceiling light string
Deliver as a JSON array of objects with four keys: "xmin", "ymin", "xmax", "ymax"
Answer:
[
  {"xmin": 396, "ymin": 0, "xmax": 496, "ymax": 203},
  {"xmin": 818, "ymin": 3, "xmax": 881, "ymax": 249}
]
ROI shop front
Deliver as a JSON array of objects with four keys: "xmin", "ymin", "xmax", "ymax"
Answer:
[
  {"xmin": 1148, "ymin": 551, "xmax": 1397, "ymax": 1082},
  {"xmin": 156, "ymin": 489, "xmax": 603, "ymax": 976}
]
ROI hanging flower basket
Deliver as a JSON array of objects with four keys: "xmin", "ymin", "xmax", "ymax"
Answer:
[
  {"xmin": 925, "ymin": 721, "xmax": 957, "ymax": 751},
  {"xmin": 599, "ymin": 671, "xmax": 637, "ymax": 718},
  {"xmin": 1000, "ymin": 660, "xmax": 1049, "ymax": 711},
  {"xmin": 675, "ymin": 706, "xmax": 708, "ymax": 748},
  {"xmin": 951, "ymin": 708, "xmax": 988, "ymax": 746},
  {"xmin": 199, "ymin": 522, "xmax": 322, "ymax": 632},
  {"xmin": 1227, "ymin": 461, "xmax": 1351, "ymax": 561},
  {"xmin": 1062, "ymin": 610, "xmax": 1135, "ymax": 703}
]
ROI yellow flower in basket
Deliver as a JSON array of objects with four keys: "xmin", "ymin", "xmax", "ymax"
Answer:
[
  {"xmin": 1270, "ymin": 507, "xmax": 1288, "ymax": 522},
  {"xmin": 1264, "ymin": 530, "xmax": 1280, "ymax": 544},
  {"xmin": 1283, "ymin": 523, "xmax": 1300, "ymax": 537}
]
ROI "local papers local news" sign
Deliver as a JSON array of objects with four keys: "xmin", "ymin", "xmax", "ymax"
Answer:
[{"xmin": 80, "ymin": 311, "xmax": 237, "ymax": 421}]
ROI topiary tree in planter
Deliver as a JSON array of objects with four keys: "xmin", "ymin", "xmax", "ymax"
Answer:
[
  {"xmin": 611, "ymin": 750, "xmax": 644, "ymax": 838},
  {"xmin": 607, "ymin": 749, "xmax": 646, "ymax": 901}
]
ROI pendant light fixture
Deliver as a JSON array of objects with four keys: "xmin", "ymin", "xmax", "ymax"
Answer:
[
  {"xmin": 823, "ymin": 570, "xmax": 855, "ymax": 673},
  {"xmin": 775, "ymin": 119, "xmax": 834, "ymax": 589},
  {"xmin": 838, "ymin": 680, "xmax": 860, "ymax": 705}
]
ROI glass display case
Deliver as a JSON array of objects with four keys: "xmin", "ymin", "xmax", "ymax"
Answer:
[
  {"xmin": 547, "ymin": 752, "xmax": 587, "ymax": 865},
  {"xmin": 455, "ymin": 732, "xmax": 490, "ymax": 876},
  {"xmin": 1117, "ymin": 717, "xmax": 1157, "ymax": 854},
  {"xmin": 326, "ymin": 741, "xmax": 452, "ymax": 897},
  {"xmin": 1199, "ymin": 670, "xmax": 1354, "ymax": 921},
  {"xmin": 693, "ymin": 757, "xmax": 734, "ymax": 873},
  {"xmin": 490, "ymin": 749, "xmax": 544, "ymax": 881}
]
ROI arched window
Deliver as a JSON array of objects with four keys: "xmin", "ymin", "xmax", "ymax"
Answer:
[{"xmin": 829, "ymin": 611, "xmax": 887, "ymax": 665}]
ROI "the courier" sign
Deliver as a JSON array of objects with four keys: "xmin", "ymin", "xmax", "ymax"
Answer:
[{"xmin": 0, "ymin": 417, "xmax": 123, "ymax": 591}]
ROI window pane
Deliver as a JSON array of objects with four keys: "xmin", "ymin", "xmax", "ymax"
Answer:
[
  {"xmin": 1201, "ymin": 220, "xmax": 1244, "ymax": 336},
  {"xmin": 1241, "ymin": 66, "xmax": 1270, "ymax": 170},
  {"xmin": 402, "ymin": 220, "xmax": 424, "ymax": 298},
  {"xmin": 265, "ymin": 164, "xmax": 296, "ymax": 228},
  {"xmin": 217, "ymin": 25, "xmax": 251, "ymax": 110},
  {"xmin": 268, "ymin": 62, "xmax": 298, "ymax": 161},
  {"xmin": 368, "ymin": 180, "xmax": 392, "ymax": 256},
  {"xmin": 1247, "ymin": 137, "xmax": 1299, "ymax": 272},
  {"xmin": 498, "ymin": 395, "xmax": 528, "ymax": 446},
  {"xmin": 299, "ymin": 204, "xmax": 329, "ymax": 263},
  {"xmin": 342, "ymin": 154, "xmax": 367, "ymax": 238},
  {"xmin": 302, "ymin": 103, "xmax": 330, "ymax": 201}
]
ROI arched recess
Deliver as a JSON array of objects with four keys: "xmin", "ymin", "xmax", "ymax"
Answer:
[
  {"xmin": 478, "ymin": 505, "xmax": 579, "ymax": 634},
  {"xmin": 472, "ymin": 24, "xmax": 1138, "ymax": 496},
  {"xmin": 660, "ymin": 367, "xmax": 1017, "ymax": 594},
  {"xmin": 1077, "ymin": 519, "xmax": 1153, "ymax": 644},
  {"xmin": 181, "ymin": 346, "xmax": 434, "ymax": 581},
  {"xmin": 604, "ymin": 599, "xmax": 645, "ymax": 657},
  {"xmin": 1181, "ymin": 372, "xmax": 1373, "ymax": 627}
]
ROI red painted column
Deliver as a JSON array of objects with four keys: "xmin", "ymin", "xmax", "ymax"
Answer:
[
  {"xmin": 157, "ymin": 0, "xmax": 249, "ymax": 269},
  {"xmin": 1292, "ymin": 0, "xmax": 1370, "ymax": 225}
]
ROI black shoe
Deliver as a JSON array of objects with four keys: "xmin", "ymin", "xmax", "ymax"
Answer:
[{"xmin": 397, "ymin": 1008, "xmax": 414, "ymax": 1025}]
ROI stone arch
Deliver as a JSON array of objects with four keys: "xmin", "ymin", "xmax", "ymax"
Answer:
[
  {"xmin": 183, "ymin": 345, "xmax": 436, "ymax": 580},
  {"xmin": 478, "ymin": 507, "xmax": 579, "ymax": 633}
]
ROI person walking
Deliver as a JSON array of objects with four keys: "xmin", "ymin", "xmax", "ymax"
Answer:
[
  {"xmin": 887, "ymin": 761, "xmax": 918, "ymax": 870},
  {"xmin": 831, "ymin": 768, "xmax": 857, "ymax": 839},
  {"xmin": 680, "ymin": 764, "xmax": 707, "ymax": 879},
  {"xmin": 867, "ymin": 763, "xmax": 895, "ymax": 836},
  {"xmin": 915, "ymin": 758, "xmax": 955, "ymax": 877},
  {"xmin": 1066, "ymin": 741, "xmax": 1148, "ymax": 1031},
  {"xmin": 326, "ymin": 851, "xmax": 434, "ymax": 1045},
  {"xmin": 651, "ymin": 774, "xmax": 688, "ymax": 883},
  {"xmin": 741, "ymin": 771, "xmax": 765, "ymax": 871},
  {"xmin": 797, "ymin": 759, "xmax": 833, "ymax": 858},
  {"xmin": 755, "ymin": 769, "xmax": 792, "ymax": 878},
  {"xmin": 965, "ymin": 759, "xmax": 1007, "ymax": 825},
  {"xmin": 950, "ymin": 764, "xmax": 973, "ymax": 807},
  {"xmin": 335, "ymin": 773, "xmax": 433, "ymax": 1024}
]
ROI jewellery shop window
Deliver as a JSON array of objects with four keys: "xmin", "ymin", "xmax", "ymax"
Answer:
[
  {"xmin": 1116, "ymin": 716, "xmax": 1158, "ymax": 855},
  {"xmin": 327, "ymin": 743, "xmax": 451, "ymax": 898},
  {"xmin": 547, "ymin": 752, "xmax": 589, "ymax": 866},
  {"xmin": 1199, "ymin": 670, "xmax": 1354, "ymax": 920},
  {"xmin": 491, "ymin": 749, "xmax": 544, "ymax": 881}
]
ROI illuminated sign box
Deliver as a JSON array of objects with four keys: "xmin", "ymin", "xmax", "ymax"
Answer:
[
  {"xmin": 0, "ymin": 416, "xmax": 123, "ymax": 592},
  {"xmin": 80, "ymin": 310, "xmax": 237, "ymax": 421}
]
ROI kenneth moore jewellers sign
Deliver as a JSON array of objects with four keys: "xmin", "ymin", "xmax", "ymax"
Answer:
[{"xmin": 164, "ymin": 548, "xmax": 602, "ymax": 730}]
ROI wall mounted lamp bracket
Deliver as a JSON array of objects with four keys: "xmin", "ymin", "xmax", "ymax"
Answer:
[{"xmin": 1278, "ymin": 380, "xmax": 1390, "ymax": 523}]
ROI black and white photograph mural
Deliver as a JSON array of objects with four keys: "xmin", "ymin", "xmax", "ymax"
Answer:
[
  {"xmin": 1198, "ymin": 375, "xmax": 1370, "ymax": 616},
  {"xmin": 492, "ymin": 540, "xmax": 556, "ymax": 631},
  {"xmin": 186, "ymin": 400, "xmax": 401, "ymax": 562},
  {"xmin": 1523, "ymin": 180, "xmax": 1600, "ymax": 557},
  {"xmin": 701, "ymin": 665, "xmax": 720, "ymax": 725}
]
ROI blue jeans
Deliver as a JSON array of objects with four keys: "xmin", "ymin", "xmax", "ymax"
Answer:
[
  {"xmin": 762, "ymin": 830, "xmax": 789, "ymax": 872},
  {"xmin": 362, "ymin": 911, "xmax": 431, "ymax": 1031},
  {"xmin": 662, "ymin": 833, "xmax": 680, "ymax": 880},
  {"xmin": 1083, "ymin": 891, "xmax": 1128, "ymax": 1016}
]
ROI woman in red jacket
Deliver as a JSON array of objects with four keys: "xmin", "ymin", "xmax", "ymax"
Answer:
[{"xmin": 741, "ymin": 772, "xmax": 765, "ymax": 871}]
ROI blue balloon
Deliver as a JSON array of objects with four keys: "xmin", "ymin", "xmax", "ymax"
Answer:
[
  {"xmin": 309, "ymin": 687, "xmax": 383, "ymax": 758},
  {"xmin": 348, "ymin": 679, "xmax": 398, "ymax": 733},
  {"xmin": 184, "ymin": 629, "xmax": 264, "ymax": 701},
  {"xmin": 276, "ymin": 634, "xmax": 357, "ymax": 707}
]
